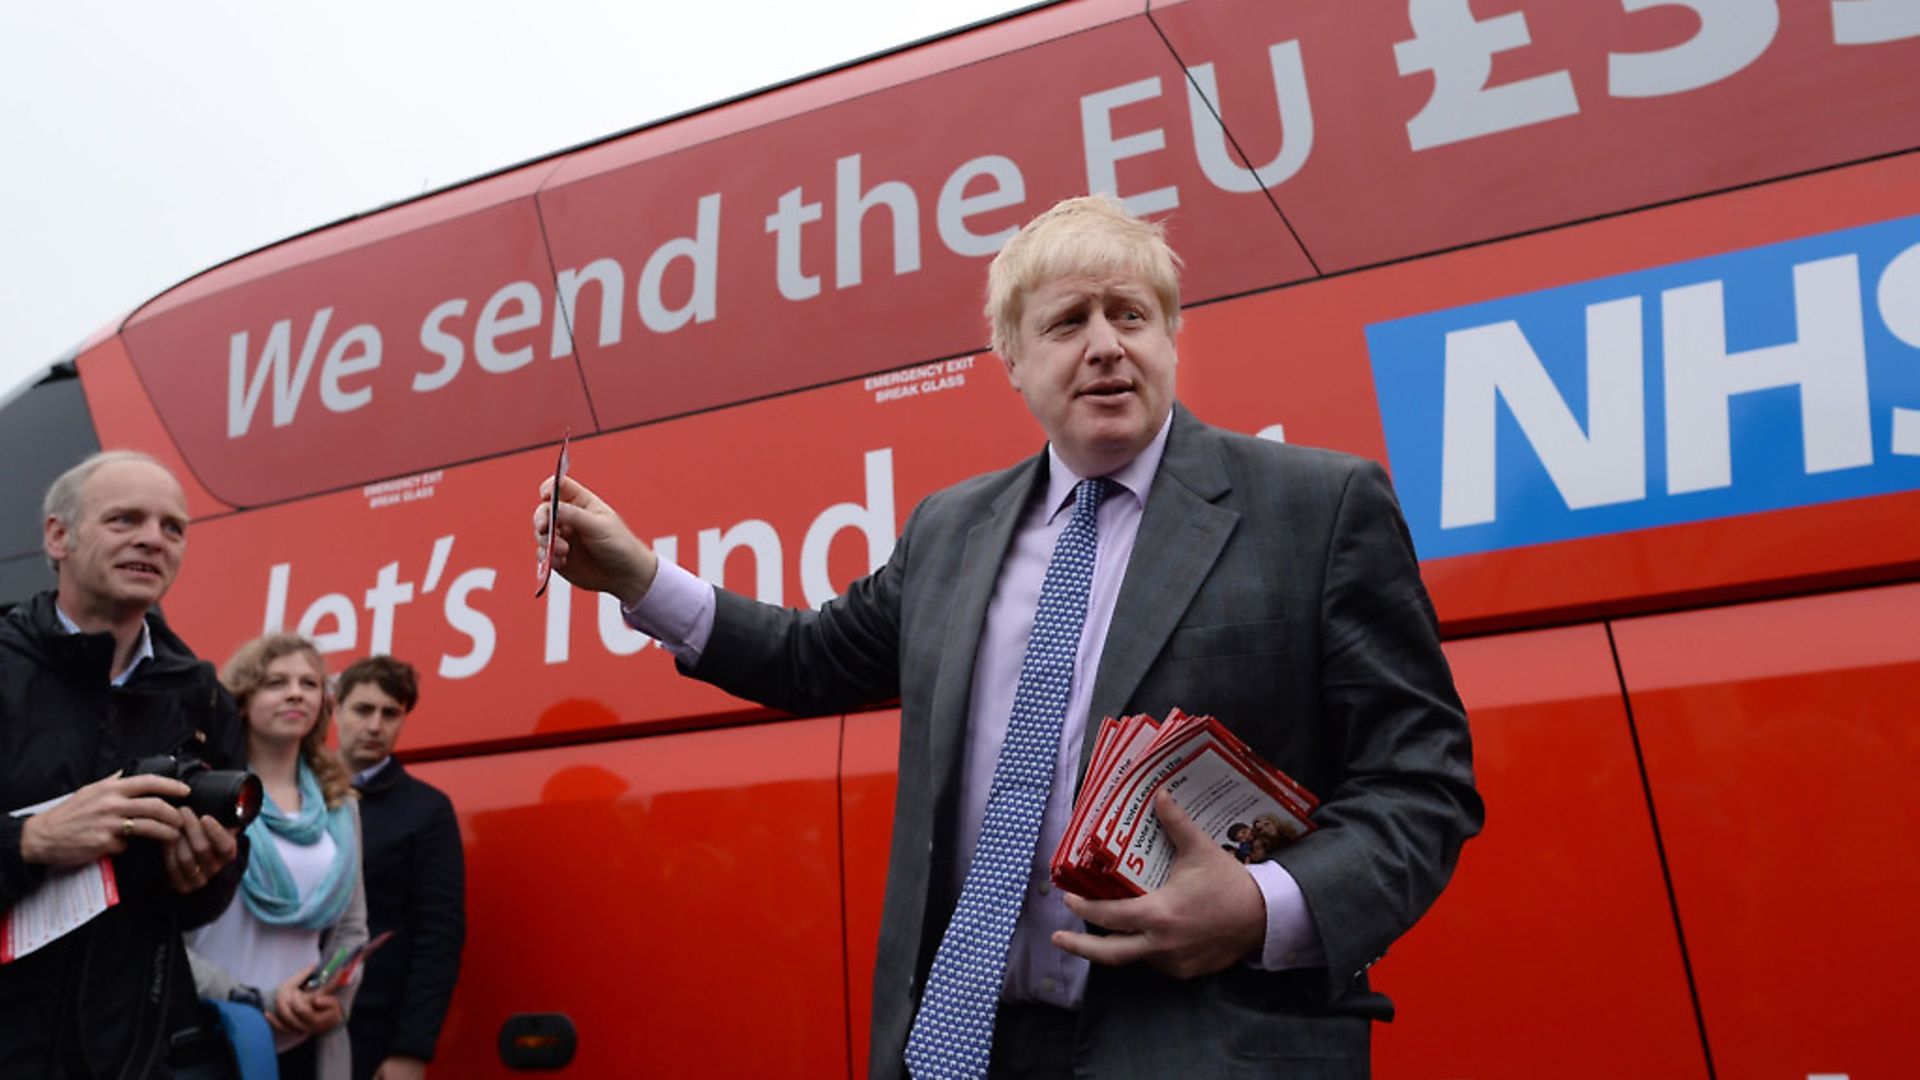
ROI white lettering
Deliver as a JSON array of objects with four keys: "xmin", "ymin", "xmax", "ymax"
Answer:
[
  {"xmin": 553, "ymin": 259, "xmax": 625, "ymax": 357},
  {"xmin": 297, "ymin": 592, "xmax": 358, "ymax": 654},
  {"xmin": 1395, "ymin": 0, "xmax": 1580, "ymax": 151},
  {"xmin": 1081, "ymin": 77, "xmax": 1178, "ymax": 216},
  {"xmin": 1663, "ymin": 255, "xmax": 1872, "ymax": 494},
  {"xmin": 1877, "ymin": 242, "xmax": 1920, "ymax": 456},
  {"xmin": 362, "ymin": 561, "xmax": 415, "ymax": 657},
  {"xmin": 638, "ymin": 193, "xmax": 722, "ymax": 333},
  {"xmin": 440, "ymin": 568, "xmax": 497, "ymax": 678},
  {"xmin": 414, "ymin": 299, "xmax": 466, "ymax": 393},
  {"xmin": 1833, "ymin": 0, "xmax": 1920, "ymax": 44},
  {"xmin": 1877, "ymin": 241, "xmax": 1920, "ymax": 348},
  {"xmin": 421, "ymin": 533, "xmax": 454, "ymax": 593},
  {"xmin": 227, "ymin": 308, "xmax": 332, "ymax": 437},
  {"xmin": 1609, "ymin": 0, "xmax": 1779, "ymax": 99},
  {"xmin": 1186, "ymin": 41, "xmax": 1315, "ymax": 192},
  {"xmin": 936, "ymin": 156, "xmax": 1025, "ymax": 258},
  {"xmin": 475, "ymin": 281, "xmax": 542, "ymax": 373},
  {"xmin": 767, "ymin": 187, "xmax": 825, "ymax": 300},
  {"xmin": 698, "ymin": 519, "xmax": 783, "ymax": 604},
  {"xmin": 801, "ymin": 448, "xmax": 897, "ymax": 607},
  {"xmin": 543, "ymin": 575, "xmax": 571, "ymax": 665},
  {"xmin": 1441, "ymin": 299, "xmax": 1647, "ymax": 528},
  {"xmin": 836, "ymin": 155, "xmax": 922, "ymax": 289},
  {"xmin": 319, "ymin": 324, "xmax": 381, "ymax": 414}
]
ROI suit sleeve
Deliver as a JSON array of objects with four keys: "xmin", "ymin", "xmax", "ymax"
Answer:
[
  {"xmin": 1271, "ymin": 460, "xmax": 1484, "ymax": 1003},
  {"xmin": 0, "ymin": 815, "xmax": 49, "ymax": 905},
  {"xmin": 685, "ymin": 500, "xmax": 913, "ymax": 714},
  {"xmin": 389, "ymin": 789, "xmax": 466, "ymax": 1061}
]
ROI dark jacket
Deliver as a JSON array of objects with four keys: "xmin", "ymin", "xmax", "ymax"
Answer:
[
  {"xmin": 347, "ymin": 759, "xmax": 465, "ymax": 1076},
  {"xmin": 0, "ymin": 592, "xmax": 249, "ymax": 1079}
]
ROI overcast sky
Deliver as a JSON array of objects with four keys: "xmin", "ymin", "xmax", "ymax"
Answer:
[{"xmin": 0, "ymin": 0, "xmax": 1027, "ymax": 402}]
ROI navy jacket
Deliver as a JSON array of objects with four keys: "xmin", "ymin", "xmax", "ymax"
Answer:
[{"xmin": 347, "ymin": 758, "xmax": 465, "ymax": 1076}]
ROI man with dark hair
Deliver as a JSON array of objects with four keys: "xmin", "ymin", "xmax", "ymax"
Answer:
[
  {"xmin": 334, "ymin": 655, "xmax": 465, "ymax": 1080},
  {"xmin": 1, "ymin": 450, "xmax": 249, "ymax": 1077}
]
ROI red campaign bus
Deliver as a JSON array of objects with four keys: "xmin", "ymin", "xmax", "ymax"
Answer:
[{"xmin": 4, "ymin": 1, "xmax": 1918, "ymax": 1075}]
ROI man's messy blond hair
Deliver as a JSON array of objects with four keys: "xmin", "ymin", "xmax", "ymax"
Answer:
[{"xmin": 985, "ymin": 195, "xmax": 1182, "ymax": 360}]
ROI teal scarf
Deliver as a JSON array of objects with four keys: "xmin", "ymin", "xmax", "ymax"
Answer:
[{"xmin": 240, "ymin": 758, "xmax": 357, "ymax": 930}]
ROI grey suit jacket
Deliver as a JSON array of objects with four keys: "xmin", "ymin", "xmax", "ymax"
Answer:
[{"xmin": 691, "ymin": 403, "xmax": 1482, "ymax": 1078}]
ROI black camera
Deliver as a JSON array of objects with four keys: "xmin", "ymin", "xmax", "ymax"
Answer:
[{"xmin": 126, "ymin": 754, "xmax": 263, "ymax": 831}]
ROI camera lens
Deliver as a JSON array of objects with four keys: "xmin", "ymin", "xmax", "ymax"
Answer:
[
  {"xmin": 127, "ymin": 754, "xmax": 263, "ymax": 830},
  {"xmin": 187, "ymin": 771, "xmax": 264, "ymax": 830}
]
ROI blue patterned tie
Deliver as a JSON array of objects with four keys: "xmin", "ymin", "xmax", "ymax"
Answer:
[{"xmin": 904, "ymin": 476, "xmax": 1113, "ymax": 1079}]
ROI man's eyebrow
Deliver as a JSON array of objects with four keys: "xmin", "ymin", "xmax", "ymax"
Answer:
[{"xmin": 1031, "ymin": 292, "xmax": 1090, "ymax": 321}]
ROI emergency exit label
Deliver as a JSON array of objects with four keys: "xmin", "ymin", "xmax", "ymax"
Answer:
[{"xmin": 1367, "ymin": 214, "xmax": 1920, "ymax": 560}]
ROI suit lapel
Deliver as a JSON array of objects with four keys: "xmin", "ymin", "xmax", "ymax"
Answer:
[
  {"xmin": 1083, "ymin": 406, "xmax": 1238, "ymax": 776},
  {"xmin": 926, "ymin": 454, "xmax": 1046, "ymax": 801}
]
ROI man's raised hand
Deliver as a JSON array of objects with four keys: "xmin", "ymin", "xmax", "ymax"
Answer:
[{"xmin": 531, "ymin": 474, "xmax": 658, "ymax": 606}]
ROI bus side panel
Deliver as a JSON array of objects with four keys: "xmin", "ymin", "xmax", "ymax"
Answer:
[
  {"xmin": 119, "ymin": 195, "xmax": 597, "ymax": 508},
  {"xmin": 164, "ymin": 367, "xmax": 1036, "ymax": 753},
  {"xmin": 538, "ymin": 8, "xmax": 1313, "ymax": 433},
  {"xmin": 1615, "ymin": 583, "xmax": 1920, "ymax": 1078},
  {"xmin": 72, "ymin": 335, "xmax": 233, "ymax": 522},
  {"xmin": 1151, "ymin": 0, "xmax": 1920, "ymax": 271},
  {"xmin": 1372, "ymin": 625, "xmax": 1707, "ymax": 1077},
  {"xmin": 842, "ymin": 710, "xmax": 903, "ymax": 1080},
  {"xmin": 412, "ymin": 717, "xmax": 848, "ymax": 1077}
]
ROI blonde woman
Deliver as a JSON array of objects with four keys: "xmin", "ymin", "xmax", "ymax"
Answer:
[{"xmin": 189, "ymin": 633, "xmax": 367, "ymax": 1080}]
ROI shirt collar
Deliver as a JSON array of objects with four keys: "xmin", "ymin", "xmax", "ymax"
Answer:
[
  {"xmin": 1042, "ymin": 409, "xmax": 1173, "ymax": 523},
  {"xmin": 54, "ymin": 604, "xmax": 155, "ymax": 687},
  {"xmin": 354, "ymin": 756, "xmax": 396, "ymax": 787}
]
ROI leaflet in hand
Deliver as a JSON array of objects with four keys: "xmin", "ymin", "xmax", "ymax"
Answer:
[
  {"xmin": 3, "ymin": 795, "xmax": 119, "ymax": 964},
  {"xmin": 1050, "ymin": 708, "xmax": 1317, "ymax": 899},
  {"xmin": 302, "ymin": 930, "xmax": 395, "ymax": 994}
]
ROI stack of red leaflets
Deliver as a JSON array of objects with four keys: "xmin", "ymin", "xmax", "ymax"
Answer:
[{"xmin": 1051, "ymin": 708, "xmax": 1318, "ymax": 899}]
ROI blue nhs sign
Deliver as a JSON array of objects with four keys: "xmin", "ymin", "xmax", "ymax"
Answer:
[{"xmin": 1367, "ymin": 215, "xmax": 1920, "ymax": 560}]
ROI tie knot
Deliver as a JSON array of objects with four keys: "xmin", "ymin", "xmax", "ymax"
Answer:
[{"xmin": 1073, "ymin": 477, "xmax": 1114, "ymax": 522}]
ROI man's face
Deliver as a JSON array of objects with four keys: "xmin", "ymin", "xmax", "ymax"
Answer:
[
  {"xmin": 45, "ymin": 460, "xmax": 189, "ymax": 618},
  {"xmin": 1003, "ymin": 273, "xmax": 1176, "ymax": 477},
  {"xmin": 336, "ymin": 682, "xmax": 411, "ymax": 770}
]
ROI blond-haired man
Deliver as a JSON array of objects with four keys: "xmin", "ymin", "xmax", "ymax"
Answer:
[{"xmin": 536, "ymin": 196, "xmax": 1481, "ymax": 1078}]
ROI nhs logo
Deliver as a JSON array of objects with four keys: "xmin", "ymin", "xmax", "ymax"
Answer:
[{"xmin": 1367, "ymin": 215, "xmax": 1920, "ymax": 560}]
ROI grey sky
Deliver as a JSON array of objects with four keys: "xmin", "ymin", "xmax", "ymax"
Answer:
[{"xmin": 0, "ymin": 0, "xmax": 1026, "ymax": 402}]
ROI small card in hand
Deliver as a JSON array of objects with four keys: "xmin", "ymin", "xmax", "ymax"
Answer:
[{"xmin": 535, "ymin": 429, "xmax": 572, "ymax": 598}]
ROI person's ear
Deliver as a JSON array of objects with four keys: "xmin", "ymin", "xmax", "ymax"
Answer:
[{"xmin": 44, "ymin": 516, "xmax": 72, "ymax": 563}]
